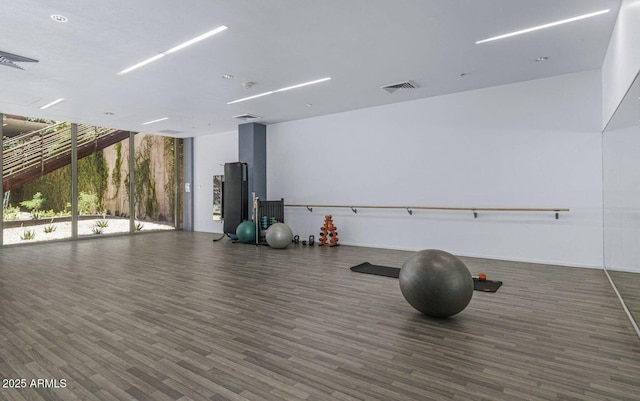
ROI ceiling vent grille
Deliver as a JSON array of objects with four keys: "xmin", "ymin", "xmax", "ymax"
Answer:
[
  {"xmin": 0, "ymin": 50, "xmax": 38, "ymax": 70},
  {"xmin": 381, "ymin": 80, "xmax": 419, "ymax": 94},
  {"xmin": 157, "ymin": 129, "xmax": 183, "ymax": 135},
  {"xmin": 233, "ymin": 113, "xmax": 262, "ymax": 120}
]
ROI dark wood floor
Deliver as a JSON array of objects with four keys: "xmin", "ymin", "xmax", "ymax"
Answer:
[{"xmin": 0, "ymin": 231, "xmax": 639, "ymax": 401}]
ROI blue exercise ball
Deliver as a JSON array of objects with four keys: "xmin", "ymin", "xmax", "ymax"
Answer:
[
  {"xmin": 236, "ymin": 221, "xmax": 256, "ymax": 244},
  {"xmin": 399, "ymin": 249, "xmax": 473, "ymax": 318}
]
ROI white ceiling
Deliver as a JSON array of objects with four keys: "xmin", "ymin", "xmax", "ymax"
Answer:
[{"xmin": 0, "ymin": 0, "xmax": 621, "ymax": 137}]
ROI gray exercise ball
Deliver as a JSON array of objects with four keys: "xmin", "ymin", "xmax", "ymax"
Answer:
[
  {"xmin": 265, "ymin": 223, "xmax": 293, "ymax": 249},
  {"xmin": 399, "ymin": 249, "xmax": 473, "ymax": 318}
]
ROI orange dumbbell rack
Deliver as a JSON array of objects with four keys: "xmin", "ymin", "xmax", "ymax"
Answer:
[{"xmin": 319, "ymin": 214, "xmax": 339, "ymax": 247}]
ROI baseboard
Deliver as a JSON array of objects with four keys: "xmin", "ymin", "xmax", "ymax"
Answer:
[
  {"xmin": 337, "ymin": 241, "xmax": 602, "ymax": 269},
  {"xmin": 604, "ymin": 265, "xmax": 640, "ymax": 273}
]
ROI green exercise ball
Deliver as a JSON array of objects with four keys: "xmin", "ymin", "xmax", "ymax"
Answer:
[{"xmin": 236, "ymin": 221, "xmax": 256, "ymax": 244}]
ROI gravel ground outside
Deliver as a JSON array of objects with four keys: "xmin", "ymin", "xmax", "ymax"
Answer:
[{"xmin": 3, "ymin": 216, "xmax": 174, "ymax": 245}]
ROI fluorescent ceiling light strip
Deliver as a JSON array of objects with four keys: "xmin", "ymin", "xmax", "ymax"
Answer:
[
  {"xmin": 40, "ymin": 98, "xmax": 65, "ymax": 110},
  {"xmin": 227, "ymin": 91, "xmax": 274, "ymax": 105},
  {"xmin": 273, "ymin": 77, "xmax": 332, "ymax": 93},
  {"xmin": 476, "ymin": 9, "xmax": 610, "ymax": 44},
  {"xmin": 142, "ymin": 117, "xmax": 169, "ymax": 125},
  {"xmin": 165, "ymin": 25, "xmax": 228, "ymax": 54},
  {"xmin": 118, "ymin": 25, "xmax": 227, "ymax": 75},
  {"xmin": 227, "ymin": 77, "xmax": 332, "ymax": 104},
  {"xmin": 118, "ymin": 54, "xmax": 165, "ymax": 75}
]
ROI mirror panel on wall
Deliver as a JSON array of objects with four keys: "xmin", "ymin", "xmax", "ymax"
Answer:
[
  {"xmin": 603, "ymin": 71, "xmax": 640, "ymax": 329},
  {"xmin": 213, "ymin": 174, "xmax": 223, "ymax": 221}
]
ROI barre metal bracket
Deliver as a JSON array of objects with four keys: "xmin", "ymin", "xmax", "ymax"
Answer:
[
  {"xmin": 406, "ymin": 207, "xmax": 413, "ymax": 215},
  {"xmin": 306, "ymin": 206, "xmax": 313, "ymax": 212},
  {"xmin": 472, "ymin": 208, "xmax": 478, "ymax": 219},
  {"xmin": 554, "ymin": 209, "xmax": 559, "ymax": 220},
  {"xmin": 350, "ymin": 206, "xmax": 358, "ymax": 214}
]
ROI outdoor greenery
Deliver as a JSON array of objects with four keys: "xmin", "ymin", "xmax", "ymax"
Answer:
[
  {"xmin": 20, "ymin": 229, "xmax": 35, "ymax": 240},
  {"xmin": 111, "ymin": 141, "xmax": 123, "ymax": 213},
  {"xmin": 3, "ymin": 206, "xmax": 20, "ymax": 221},
  {"xmin": 126, "ymin": 135, "xmax": 159, "ymax": 220},
  {"xmin": 44, "ymin": 224, "xmax": 56, "ymax": 233},
  {"xmin": 78, "ymin": 192, "xmax": 100, "ymax": 215},
  {"xmin": 19, "ymin": 192, "xmax": 45, "ymax": 220}
]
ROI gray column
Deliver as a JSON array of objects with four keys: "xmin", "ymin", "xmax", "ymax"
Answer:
[
  {"xmin": 71, "ymin": 124, "xmax": 78, "ymax": 239},
  {"xmin": 182, "ymin": 137, "xmax": 194, "ymax": 231},
  {"xmin": 239, "ymin": 122, "xmax": 266, "ymax": 207}
]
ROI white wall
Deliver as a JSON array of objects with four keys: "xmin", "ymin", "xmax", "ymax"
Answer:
[
  {"xmin": 267, "ymin": 71, "xmax": 603, "ymax": 267},
  {"xmin": 602, "ymin": 0, "xmax": 640, "ymax": 127},
  {"xmin": 193, "ymin": 130, "xmax": 238, "ymax": 233}
]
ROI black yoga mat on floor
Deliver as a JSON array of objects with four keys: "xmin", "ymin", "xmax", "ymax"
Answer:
[
  {"xmin": 472, "ymin": 278, "xmax": 502, "ymax": 292},
  {"xmin": 350, "ymin": 262, "xmax": 400, "ymax": 278},
  {"xmin": 350, "ymin": 262, "xmax": 502, "ymax": 292}
]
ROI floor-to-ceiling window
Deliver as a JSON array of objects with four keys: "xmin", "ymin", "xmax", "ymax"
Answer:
[{"xmin": 2, "ymin": 114, "xmax": 181, "ymax": 245}]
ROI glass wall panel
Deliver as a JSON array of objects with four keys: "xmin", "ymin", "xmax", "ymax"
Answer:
[
  {"xmin": 78, "ymin": 131, "xmax": 131, "ymax": 237},
  {"xmin": 132, "ymin": 134, "xmax": 178, "ymax": 233},
  {"xmin": 2, "ymin": 117, "xmax": 180, "ymax": 245},
  {"xmin": 3, "ymin": 116, "xmax": 72, "ymax": 244}
]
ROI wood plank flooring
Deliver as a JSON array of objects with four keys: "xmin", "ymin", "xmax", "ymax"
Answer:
[{"xmin": 0, "ymin": 231, "xmax": 639, "ymax": 400}]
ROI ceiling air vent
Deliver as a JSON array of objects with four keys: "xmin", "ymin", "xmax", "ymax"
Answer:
[
  {"xmin": 381, "ymin": 80, "xmax": 419, "ymax": 94},
  {"xmin": 233, "ymin": 114, "xmax": 262, "ymax": 121},
  {"xmin": 157, "ymin": 129, "xmax": 183, "ymax": 135},
  {"xmin": 0, "ymin": 50, "xmax": 38, "ymax": 70}
]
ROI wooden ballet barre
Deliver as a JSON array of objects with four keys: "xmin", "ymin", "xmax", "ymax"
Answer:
[{"xmin": 285, "ymin": 204, "xmax": 570, "ymax": 219}]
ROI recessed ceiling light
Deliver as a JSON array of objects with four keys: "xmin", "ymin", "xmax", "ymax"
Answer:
[
  {"xmin": 535, "ymin": 56, "xmax": 550, "ymax": 62},
  {"xmin": 51, "ymin": 14, "xmax": 68, "ymax": 23},
  {"xmin": 222, "ymin": 74, "xmax": 234, "ymax": 79},
  {"xmin": 476, "ymin": 9, "xmax": 610, "ymax": 44},
  {"xmin": 40, "ymin": 98, "xmax": 65, "ymax": 110},
  {"xmin": 227, "ymin": 77, "xmax": 331, "ymax": 105},
  {"xmin": 306, "ymin": 103, "xmax": 313, "ymax": 107},
  {"xmin": 460, "ymin": 73, "xmax": 469, "ymax": 77},
  {"xmin": 141, "ymin": 117, "xmax": 169, "ymax": 125},
  {"xmin": 104, "ymin": 112, "xmax": 115, "ymax": 116},
  {"xmin": 118, "ymin": 25, "xmax": 228, "ymax": 75}
]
